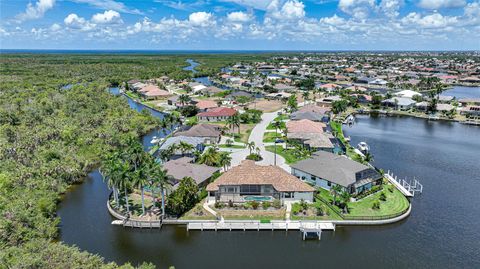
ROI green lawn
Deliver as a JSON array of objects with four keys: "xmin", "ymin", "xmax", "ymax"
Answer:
[
  {"xmin": 218, "ymin": 144, "xmax": 245, "ymax": 149},
  {"xmin": 347, "ymin": 185, "xmax": 409, "ymax": 217},
  {"xmin": 274, "ymin": 114, "xmax": 289, "ymax": 121},
  {"xmin": 265, "ymin": 145, "xmax": 309, "ymax": 164},
  {"xmin": 266, "ymin": 121, "xmax": 286, "ymax": 130},
  {"xmin": 263, "ymin": 131, "xmax": 284, "ymax": 143},
  {"xmin": 330, "ymin": 121, "xmax": 364, "ymax": 163}
]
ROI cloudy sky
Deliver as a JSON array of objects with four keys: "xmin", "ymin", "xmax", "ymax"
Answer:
[{"xmin": 0, "ymin": 0, "xmax": 479, "ymax": 50}]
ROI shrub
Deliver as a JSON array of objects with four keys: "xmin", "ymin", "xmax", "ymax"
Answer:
[
  {"xmin": 316, "ymin": 205, "xmax": 325, "ymax": 216},
  {"xmin": 250, "ymin": 201, "xmax": 260, "ymax": 210},
  {"xmin": 379, "ymin": 192, "xmax": 387, "ymax": 201},
  {"xmin": 299, "ymin": 199, "xmax": 308, "ymax": 211},
  {"xmin": 214, "ymin": 202, "xmax": 225, "ymax": 209},
  {"xmin": 272, "ymin": 199, "xmax": 281, "ymax": 209},
  {"xmin": 228, "ymin": 200, "xmax": 234, "ymax": 207},
  {"xmin": 262, "ymin": 201, "xmax": 271, "ymax": 210},
  {"xmin": 246, "ymin": 153, "xmax": 262, "ymax": 161},
  {"xmin": 372, "ymin": 201, "xmax": 380, "ymax": 210}
]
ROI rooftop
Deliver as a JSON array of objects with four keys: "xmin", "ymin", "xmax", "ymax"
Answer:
[{"xmin": 206, "ymin": 160, "xmax": 314, "ymax": 192}]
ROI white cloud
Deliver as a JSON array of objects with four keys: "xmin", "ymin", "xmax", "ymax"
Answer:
[
  {"xmin": 320, "ymin": 14, "xmax": 346, "ymax": 25},
  {"xmin": 50, "ymin": 23, "xmax": 62, "ymax": 31},
  {"xmin": 189, "ymin": 12, "xmax": 214, "ymax": 26},
  {"xmin": 64, "ymin": 13, "xmax": 95, "ymax": 31},
  {"xmin": 338, "ymin": 0, "xmax": 376, "ymax": 19},
  {"xmin": 268, "ymin": 0, "xmax": 306, "ymax": 20},
  {"xmin": 15, "ymin": 0, "xmax": 56, "ymax": 22},
  {"xmin": 71, "ymin": 0, "xmax": 143, "ymax": 15},
  {"xmin": 418, "ymin": 0, "xmax": 466, "ymax": 9},
  {"xmin": 379, "ymin": 0, "xmax": 403, "ymax": 18},
  {"xmin": 465, "ymin": 1, "xmax": 480, "ymax": 17},
  {"xmin": 227, "ymin": 11, "xmax": 253, "ymax": 22},
  {"xmin": 401, "ymin": 12, "xmax": 458, "ymax": 28},
  {"xmin": 222, "ymin": 0, "xmax": 274, "ymax": 11},
  {"xmin": 91, "ymin": 10, "xmax": 123, "ymax": 24}
]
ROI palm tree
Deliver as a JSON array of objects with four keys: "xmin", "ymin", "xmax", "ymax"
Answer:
[
  {"xmin": 101, "ymin": 153, "xmax": 121, "ymax": 207},
  {"xmin": 133, "ymin": 162, "xmax": 150, "ymax": 216},
  {"xmin": 330, "ymin": 184, "xmax": 343, "ymax": 206},
  {"xmin": 302, "ymin": 91, "xmax": 309, "ymax": 104},
  {"xmin": 178, "ymin": 141, "xmax": 194, "ymax": 156},
  {"xmin": 363, "ymin": 152, "xmax": 374, "ymax": 163},
  {"xmin": 118, "ymin": 162, "xmax": 132, "ymax": 217},
  {"xmin": 124, "ymin": 136, "xmax": 144, "ymax": 172},
  {"xmin": 226, "ymin": 113, "xmax": 241, "ymax": 135},
  {"xmin": 199, "ymin": 147, "xmax": 219, "ymax": 166},
  {"xmin": 178, "ymin": 94, "xmax": 191, "ymax": 106},
  {"xmin": 219, "ymin": 152, "xmax": 232, "ymax": 171},
  {"xmin": 148, "ymin": 159, "xmax": 169, "ymax": 216},
  {"xmin": 340, "ymin": 191, "xmax": 351, "ymax": 213},
  {"xmin": 247, "ymin": 141, "xmax": 256, "ymax": 155}
]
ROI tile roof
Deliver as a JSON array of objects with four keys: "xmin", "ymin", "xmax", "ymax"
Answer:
[
  {"xmin": 298, "ymin": 104, "xmax": 331, "ymax": 114},
  {"xmin": 197, "ymin": 107, "xmax": 237, "ymax": 117},
  {"xmin": 286, "ymin": 119, "xmax": 326, "ymax": 133},
  {"xmin": 206, "ymin": 160, "xmax": 314, "ymax": 192},
  {"xmin": 195, "ymin": 100, "xmax": 218, "ymax": 110}
]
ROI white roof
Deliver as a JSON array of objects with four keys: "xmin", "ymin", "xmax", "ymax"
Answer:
[{"xmin": 395, "ymin": 90, "xmax": 421, "ymax": 98}]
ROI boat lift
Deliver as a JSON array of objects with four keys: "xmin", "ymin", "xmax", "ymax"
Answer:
[{"xmin": 385, "ymin": 170, "xmax": 423, "ymax": 197}]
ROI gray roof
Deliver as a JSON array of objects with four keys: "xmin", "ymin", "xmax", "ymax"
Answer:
[
  {"xmin": 290, "ymin": 111, "xmax": 325, "ymax": 121},
  {"xmin": 164, "ymin": 157, "xmax": 220, "ymax": 186},
  {"xmin": 287, "ymin": 132, "xmax": 334, "ymax": 149},
  {"xmin": 159, "ymin": 136, "xmax": 204, "ymax": 150},
  {"xmin": 174, "ymin": 124, "xmax": 221, "ymax": 138},
  {"xmin": 291, "ymin": 151, "xmax": 379, "ymax": 187}
]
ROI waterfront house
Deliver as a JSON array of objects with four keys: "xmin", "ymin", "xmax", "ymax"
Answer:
[
  {"xmin": 159, "ymin": 136, "xmax": 205, "ymax": 158},
  {"xmin": 206, "ymin": 160, "xmax": 315, "ymax": 203},
  {"xmin": 164, "ymin": 157, "xmax": 220, "ymax": 190},
  {"xmin": 197, "ymin": 107, "xmax": 237, "ymax": 122},
  {"xmin": 382, "ymin": 97, "xmax": 416, "ymax": 110},
  {"xmin": 458, "ymin": 98, "xmax": 480, "ymax": 107},
  {"xmin": 290, "ymin": 110, "xmax": 328, "ymax": 122},
  {"xmin": 291, "ymin": 151, "xmax": 382, "ymax": 194},
  {"xmin": 139, "ymin": 85, "xmax": 171, "ymax": 100},
  {"xmin": 201, "ymin": 86, "xmax": 224, "ymax": 96},
  {"xmin": 316, "ymin": 96, "xmax": 342, "ymax": 108},
  {"xmin": 174, "ymin": 123, "xmax": 222, "ymax": 144},
  {"xmin": 461, "ymin": 105, "xmax": 480, "ymax": 116},
  {"xmin": 395, "ymin": 90, "xmax": 421, "ymax": 99},
  {"xmin": 195, "ymin": 100, "xmax": 218, "ymax": 112},
  {"xmin": 286, "ymin": 120, "xmax": 334, "ymax": 151}
]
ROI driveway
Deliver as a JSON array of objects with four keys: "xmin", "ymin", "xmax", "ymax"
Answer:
[{"xmin": 228, "ymin": 110, "xmax": 290, "ymax": 173}]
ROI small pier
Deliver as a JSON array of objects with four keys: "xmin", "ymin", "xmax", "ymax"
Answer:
[
  {"xmin": 385, "ymin": 171, "xmax": 423, "ymax": 197},
  {"xmin": 112, "ymin": 218, "xmax": 163, "ymax": 229}
]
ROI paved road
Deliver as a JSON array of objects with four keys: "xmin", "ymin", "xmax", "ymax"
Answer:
[{"xmin": 229, "ymin": 110, "xmax": 290, "ymax": 172}]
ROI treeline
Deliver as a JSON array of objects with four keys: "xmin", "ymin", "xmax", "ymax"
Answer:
[{"xmin": 0, "ymin": 54, "xmax": 177, "ymax": 268}]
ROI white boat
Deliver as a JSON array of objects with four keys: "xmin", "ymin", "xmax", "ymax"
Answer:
[
  {"xmin": 357, "ymin": 142, "xmax": 370, "ymax": 153},
  {"xmin": 150, "ymin": 136, "xmax": 162, "ymax": 144}
]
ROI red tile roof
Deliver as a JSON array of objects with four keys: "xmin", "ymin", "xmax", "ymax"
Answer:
[{"xmin": 197, "ymin": 107, "xmax": 237, "ymax": 117}]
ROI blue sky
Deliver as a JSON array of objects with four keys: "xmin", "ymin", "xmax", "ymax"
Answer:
[{"xmin": 0, "ymin": 0, "xmax": 479, "ymax": 50}]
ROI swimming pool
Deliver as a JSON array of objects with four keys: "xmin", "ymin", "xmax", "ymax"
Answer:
[{"xmin": 244, "ymin": 196, "xmax": 272, "ymax": 202}]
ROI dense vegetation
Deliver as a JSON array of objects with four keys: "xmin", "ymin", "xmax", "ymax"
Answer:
[{"xmin": 0, "ymin": 54, "xmax": 239, "ymax": 268}]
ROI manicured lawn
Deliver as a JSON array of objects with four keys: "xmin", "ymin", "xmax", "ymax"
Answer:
[
  {"xmin": 218, "ymin": 144, "xmax": 245, "ymax": 149},
  {"xmin": 266, "ymin": 121, "xmax": 286, "ymax": 130},
  {"xmin": 274, "ymin": 114, "xmax": 289, "ymax": 121},
  {"xmin": 263, "ymin": 131, "xmax": 284, "ymax": 143},
  {"xmin": 290, "ymin": 201, "xmax": 343, "ymax": 220},
  {"xmin": 180, "ymin": 201, "xmax": 216, "ymax": 220},
  {"xmin": 228, "ymin": 123, "xmax": 255, "ymax": 143},
  {"xmin": 265, "ymin": 145, "xmax": 309, "ymax": 164},
  {"xmin": 218, "ymin": 208, "xmax": 286, "ymax": 220},
  {"xmin": 330, "ymin": 121, "xmax": 364, "ymax": 163},
  {"xmin": 346, "ymin": 185, "xmax": 409, "ymax": 217}
]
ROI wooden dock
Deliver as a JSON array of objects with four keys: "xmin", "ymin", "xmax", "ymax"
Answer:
[{"xmin": 186, "ymin": 221, "xmax": 335, "ymax": 232}]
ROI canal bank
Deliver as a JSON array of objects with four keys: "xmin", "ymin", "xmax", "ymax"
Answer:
[{"xmin": 58, "ymin": 112, "xmax": 480, "ymax": 269}]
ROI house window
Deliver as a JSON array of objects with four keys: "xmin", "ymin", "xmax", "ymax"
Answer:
[
  {"xmin": 226, "ymin": 187, "xmax": 236, "ymax": 193},
  {"xmin": 284, "ymin": 192, "xmax": 292, "ymax": 198}
]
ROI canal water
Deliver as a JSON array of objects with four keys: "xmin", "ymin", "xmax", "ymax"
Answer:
[
  {"xmin": 441, "ymin": 86, "xmax": 480, "ymax": 99},
  {"xmin": 58, "ymin": 104, "xmax": 480, "ymax": 268}
]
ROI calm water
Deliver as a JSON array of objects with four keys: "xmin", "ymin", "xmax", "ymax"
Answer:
[
  {"xmin": 441, "ymin": 86, "xmax": 480, "ymax": 99},
  {"xmin": 58, "ymin": 114, "xmax": 480, "ymax": 269}
]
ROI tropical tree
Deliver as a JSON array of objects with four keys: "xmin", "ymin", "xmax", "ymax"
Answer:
[
  {"xmin": 340, "ymin": 191, "xmax": 351, "ymax": 213},
  {"xmin": 101, "ymin": 153, "xmax": 121, "ymax": 207},
  {"xmin": 148, "ymin": 159, "xmax": 169, "ymax": 216},
  {"xmin": 133, "ymin": 163, "xmax": 150, "ymax": 215},
  {"xmin": 178, "ymin": 94, "xmax": 191, "ymax": 106},
  {"xmin": 247, "ymin": 141, "xmax": 256, "ymax": 154},
  {"xmin": 332, "ymin": 100, "xmax": 348, "ymax": 114},
  {"xmin": 166, "ymin": 177, "xmax": 199, "ymax": 216},
  {"xmin": 226, "ymin": 113, "xmax": 241, "ymax": 135},
  {"xmin": 199, "ymin": 147, "xmax": 220, "ymax": 166},
  {"xmin": 178, "ymin": 141, "xmax": 195, "ymax": 156},
  {"xmin": 219, "ymin": 152, "xmax": 232, "ymax": 171},
  {"xmin": 330, "ymin": 184, "xmax": 343, "ymax": 206},
  {"xmin": 118, "ymin": 161, "xmax": 132, "ymax": 216},
  {"xmin": 302, "ymin": 91, "xmax": 310, "ymax": 104},
  {"xmin": 287, "ymin": 95, "xmax": 298, "ymax": 112},
  {"xmin": 363, "ymin": 152, "xmax": 374, "ymax": 163}
]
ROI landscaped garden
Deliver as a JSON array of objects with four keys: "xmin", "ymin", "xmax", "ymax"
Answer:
[
  {"xmin": 265, "ymin": 145, "xmax": 311, "ymax": 164},
  {"xmin": 263, "ymin": 131, "xmax": 285, "ymax": 143},
  {"xmin": 214, "ymin": 200, "xmax": 286, "ymax": 220}
]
